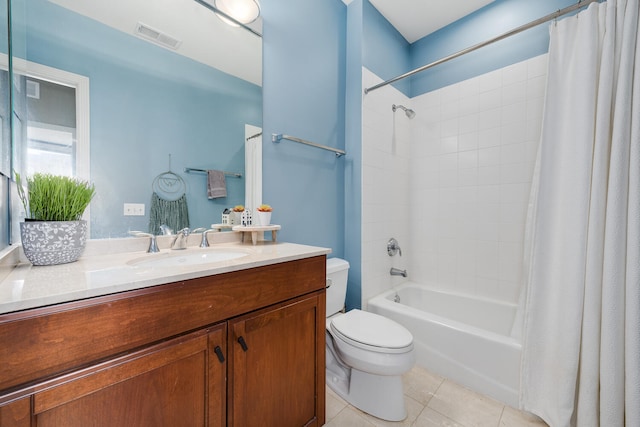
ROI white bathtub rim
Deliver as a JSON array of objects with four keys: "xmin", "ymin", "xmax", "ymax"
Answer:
[
  {"xmin": 371, "ymin": 283, "xmax": 522, "ymax": 349},
  {"xmin": 383, "ymin": 280, "xmax": 519, "ymax": 309}
]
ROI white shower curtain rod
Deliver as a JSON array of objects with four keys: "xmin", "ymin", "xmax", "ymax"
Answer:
[{"xmin": 363, "ymin": 0, "xmax": 600, "ymax": 94}]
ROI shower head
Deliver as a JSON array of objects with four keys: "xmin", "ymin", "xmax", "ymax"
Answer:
[
  {"xmin": 392, "ymin": 104, "xmax": 416, "ymax": 119},
  {"xmin": 405, "ymin": 108, "xmax": 416, "ymax": 119}
]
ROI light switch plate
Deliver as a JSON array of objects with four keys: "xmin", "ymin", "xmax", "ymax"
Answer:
[{"xmin": 123, "ymin": 203, "xmax": 145, "ymax": 216}]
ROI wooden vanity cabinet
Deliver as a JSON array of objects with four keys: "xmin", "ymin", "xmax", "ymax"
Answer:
[
  {"xmin": 0, "ymin": 256, "xmax": 326, "ymax": 427},
  {"xmin": 0, "ymin": 397, "xmax": 30, "ymax": 427},
  {"xmin": 32, "ymin": 325, "xmax": 227, "ymax": 427},
  {"xmin": 228, "ymin": 293, "xmax": 325, "ymax": 427}
]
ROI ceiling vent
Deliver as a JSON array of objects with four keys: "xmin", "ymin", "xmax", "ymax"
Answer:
[{"xmin": 134, "ymin": 22, "xmax": 182, "ymax": 50}]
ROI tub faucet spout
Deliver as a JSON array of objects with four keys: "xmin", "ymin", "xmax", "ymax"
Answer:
[{"xmin": 390, "ymin": 267, "xmax": 407, "ymax": 277}]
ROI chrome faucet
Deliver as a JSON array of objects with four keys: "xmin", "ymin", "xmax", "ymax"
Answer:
[
  {"xmin": 390, "ymin": 267, "xmax": 407, "ymax": 277},
  {"xmin": 171, "ymin": 228, "xmax": 191, "ymax": 250},
  {"xmin": 200, "ymin": 229, "xmax": 217, "ymax": 248},
  {"xmin": 387, "ymin": 238, "xmax": 402, "ymax": 256},
  {"xmin": 129, "ymin": 231, "xmax": 159, "ymax": 253},
  {"xmin": 171, "ymin": 227, "xmax": 206, "ymax": 249}
]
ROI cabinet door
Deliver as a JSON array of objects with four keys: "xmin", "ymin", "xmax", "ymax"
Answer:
[
  {"xmin": 228, "ymin": 292, "xmax": 325, "ymax": 427},
  {"xmin": 33, "ymin": 326, "xmax": 227, "ymax": 427},
  {"xmin": 207, "ymin": 324, "xmax": 227, "ymax": 427},
  {"xmin": 0, "ymin": 397, "xmax": 31, "ymax": 427}
]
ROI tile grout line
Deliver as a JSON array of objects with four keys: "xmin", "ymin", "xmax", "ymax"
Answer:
[{"xmin": 497, "ymin": 405, "xmax": 507, "ymax": 427}]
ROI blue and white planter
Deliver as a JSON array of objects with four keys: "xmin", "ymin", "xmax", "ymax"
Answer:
[{"xmin": 20, "ymin": 220, "xmax": 88, "ymax": 266}]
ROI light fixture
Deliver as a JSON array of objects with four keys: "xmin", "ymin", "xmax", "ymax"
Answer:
[{"xmin": 214, "ymin": 0, "xmax": 261, "ymax": 27}]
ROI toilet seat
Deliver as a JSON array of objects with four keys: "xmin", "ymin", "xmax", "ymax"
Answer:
[{"xmin": 330, "ymin": 309, "xmax": 413, "ymax": 354}]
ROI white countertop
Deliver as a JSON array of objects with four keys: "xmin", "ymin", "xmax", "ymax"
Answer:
[{"xmin": 0, "ymin": 240, "xmax": 330, "ymax": 315}]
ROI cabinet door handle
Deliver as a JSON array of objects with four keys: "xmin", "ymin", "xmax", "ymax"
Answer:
[
  {"xmin": 237, "ymin": 336, "xmax": 249, "ymax": 352},
  {"xmin": 214, "ymin": 346, "xmax": 225, "ymax": 363}
]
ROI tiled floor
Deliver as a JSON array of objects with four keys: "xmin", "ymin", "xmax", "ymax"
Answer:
[{"xmin": 325, "ymin": 366, "xmax": 548, "ymax": 427}]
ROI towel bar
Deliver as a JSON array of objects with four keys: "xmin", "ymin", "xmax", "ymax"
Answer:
[
  {"xmin": 272, "ymin": 133, "xmax": 346, "ymax": 157},
  {"xmin": 184, "ymin": 168, "xmax": 242, "ymax": 178}
]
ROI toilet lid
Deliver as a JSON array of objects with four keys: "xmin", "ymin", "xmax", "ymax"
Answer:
[{"xmin": 330, "ymin": 309, "xmax": 413, "ymax": 350}]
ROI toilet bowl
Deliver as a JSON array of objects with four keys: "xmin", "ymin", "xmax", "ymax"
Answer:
[{"xmin": 325, "ymin": 258, "xmax": 415, "ymax": 421}]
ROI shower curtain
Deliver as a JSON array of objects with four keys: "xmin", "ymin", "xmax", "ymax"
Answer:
[{"xmin": 520, "ymin": 0, "xmax": 639, "ymax": 426}]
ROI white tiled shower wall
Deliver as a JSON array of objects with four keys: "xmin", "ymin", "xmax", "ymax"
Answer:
[
  {"xmin": 361, "ymin": 54, "xmax": 548, "ymax": 306},
  {"xmin": 361, "ymin": 68, "xmax": 412, "ymax": 306}
]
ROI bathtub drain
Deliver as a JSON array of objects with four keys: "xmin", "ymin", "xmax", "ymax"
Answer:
[{"xmin": 393, "ymin": 293, "xmax": 400, "ymax": 303}]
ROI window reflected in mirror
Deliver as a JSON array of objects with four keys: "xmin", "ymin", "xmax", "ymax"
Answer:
[
  {"xmin": 26, "ymin": 77, "xmax": 77, "ymax": 177},
  {"xmin": 0, "ymin": 69, "xmax": 9, "ymax": 176}
]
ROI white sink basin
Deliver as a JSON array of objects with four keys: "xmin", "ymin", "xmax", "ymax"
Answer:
[{"xmin": 128, "ymin": 249, "xmax": 249, "ymax": 268}]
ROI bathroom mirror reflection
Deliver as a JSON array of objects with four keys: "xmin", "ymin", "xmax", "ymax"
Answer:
[
  {"xmin": 0, "ymin": 0, "xmax": 9, "ymax": 179},
  {"xmin": 9, "ymin": 0, "xmax": 263, "ymax": 239}
]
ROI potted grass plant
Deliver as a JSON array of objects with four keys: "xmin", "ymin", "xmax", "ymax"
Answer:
[{"xmin": 16, "ymin": 172, "xmax": 96, "ymax": 266}]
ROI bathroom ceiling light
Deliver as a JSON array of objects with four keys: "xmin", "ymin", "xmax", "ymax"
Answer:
[{"xmin": 214, "ymin": 0, "xmax": 261, "ymax": 27}]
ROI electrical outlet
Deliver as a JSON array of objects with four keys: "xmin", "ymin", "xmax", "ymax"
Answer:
[{"xmin": 123, "ymin": 203, "xmax": 145, "ymax": 216}]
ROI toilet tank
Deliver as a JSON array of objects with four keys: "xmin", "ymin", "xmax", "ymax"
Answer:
[{"xmin": 326, "ymin": 258, "xmax": 350, "ymax": 316}]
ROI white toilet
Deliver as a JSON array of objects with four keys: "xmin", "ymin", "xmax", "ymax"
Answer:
[{"xmin": 325, "ymin": 258, "xmax": 415, "ymax": 421}]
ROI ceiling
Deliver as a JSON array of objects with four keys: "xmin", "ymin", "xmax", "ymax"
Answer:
[
  {"xmin": 348, "ymin": 0, "xmax": 495, "ymax": 43},
  {"xmin": 47, "ymin": 0, "xmax": 494, "ymax": 85},
  {"xmin": 48, "ymin": 0, "xmax": 262, "ymax": 85}
]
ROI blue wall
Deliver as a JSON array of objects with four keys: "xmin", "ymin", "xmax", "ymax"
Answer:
[
  {"xmin": 262, "ymin": 0, "xmax": 347, "ymax": 257},
  {"xmin": 22, "ymin": 0, "xmax": 261, "ymax": 238},
  {"xmin": 362, "ymin": 0, "xmax": 411, "ymax": 97},
  {"xmin": 409, "ymin": 0, "xmax": 580, "ymax": 96},
  {"xmin": 360, "ymin": 0, "xmax": 583, "ymax": 97}
]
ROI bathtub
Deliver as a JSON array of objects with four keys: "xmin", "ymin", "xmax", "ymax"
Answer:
[{"xmin": 368, "ymin": 282, "xmax": 521, "ymax": 407}]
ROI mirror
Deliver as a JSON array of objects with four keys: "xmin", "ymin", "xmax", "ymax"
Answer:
[
  {"xmin": 0, "ymin": 0, "xmax": 9, "ymax": 178},
  {"xmin": 9, "ymin": 0, "xmax": 262, "ymax": 239}
]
